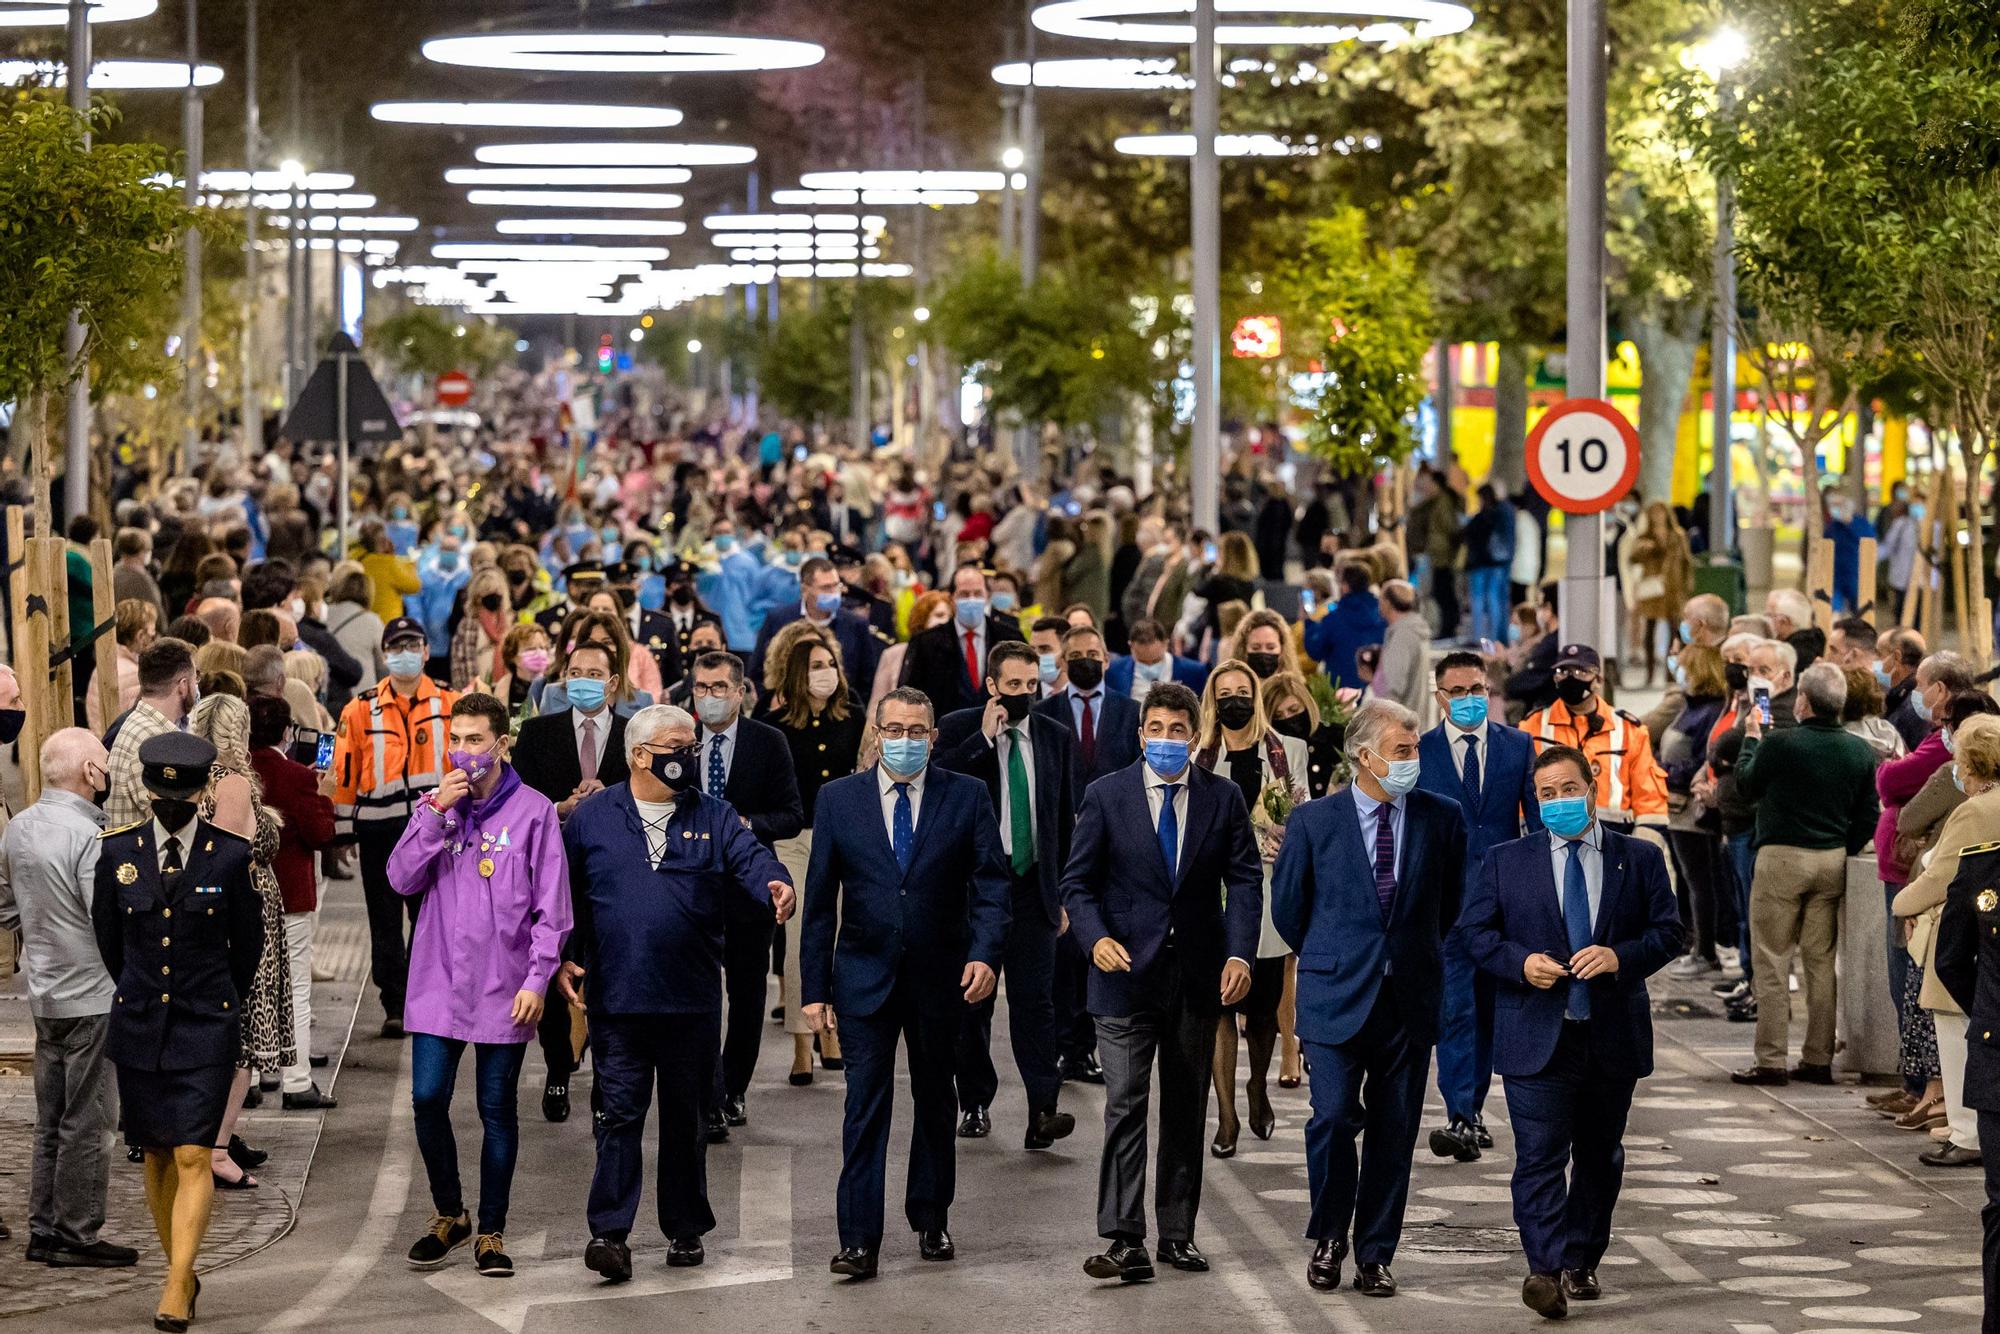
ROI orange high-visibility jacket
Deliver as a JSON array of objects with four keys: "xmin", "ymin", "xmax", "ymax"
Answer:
[
  {"xmin": 1520, "ymin": 695, "xmax": 1669, "ymax": 822},
  {"xmin": 331, "ymin": 673, "xmax": 459, "ymax": 838}
]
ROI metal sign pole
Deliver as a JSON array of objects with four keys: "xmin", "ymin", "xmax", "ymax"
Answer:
[
  {"xmin": 1562, "ymin": 0, "xmax": 1610, "ymax": 654},
  {"xmin": 336, "ymin": 349, "xmax": 350, "ymax": 555}
]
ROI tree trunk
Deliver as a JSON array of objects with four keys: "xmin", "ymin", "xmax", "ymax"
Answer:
[
  {"xmin": 1962, "ymin": 433, "xmax": 1992, "ymax": 659},
  {"xmin": 1632, "ymin": 315, "xmax": 1701, "ymax": 504},
  {"xmin": 1492, "ymin": 343, "xmax": 1531, "ymax": 495},
  {"xmin": 28, "ymin": 389, "xmax": 50, "ymax": 542}
]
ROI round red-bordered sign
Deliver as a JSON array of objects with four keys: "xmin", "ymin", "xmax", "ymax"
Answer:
[
  {"xmin": 436, "ymin": 370, "xmax": 473, "ymax": 407},
  {"xmin": 1524, "ymin": 398, "xmax": 1641, "ymax": 514}
]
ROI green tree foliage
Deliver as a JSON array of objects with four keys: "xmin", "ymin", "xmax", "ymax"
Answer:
[
  {"xmin": 367, "ymin": 306, "xmax": 516, "ymax": 380},
  {"xmin": 1266, "ymin": 210, "xmax": 1435, "ymax": 478},
  {"xmin": 752, "ymin": 282, "xmax": 902, "ymax": 424}
]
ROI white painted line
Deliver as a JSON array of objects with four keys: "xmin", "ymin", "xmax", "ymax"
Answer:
[
  {"xmin": 1625, "ymin": 1232, "xmax": 1706, "ymax": 1285},
  {"xmin": 737, "ymin": 1145, "xmax": 792, "ymax": 1247},
  {"xmin": 1203, "ymin": 1153, "xmax": 1375, "ymax": 1333}
]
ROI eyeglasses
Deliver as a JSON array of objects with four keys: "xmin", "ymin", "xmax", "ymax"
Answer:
[
  {"xmin": 1553, "ymin": 666, "xmax": 1597, "ymax": 682},
  {"xmin": 1437, "ymin": 684, "xmax": 1484, "ymax": 699},
  {"xmin": 877, "ymin": 725, "xmax": 932, "ymax": 741},
  {"xmin": 689, "ymin": 681, "xmax": 739, "ymax": 698}
]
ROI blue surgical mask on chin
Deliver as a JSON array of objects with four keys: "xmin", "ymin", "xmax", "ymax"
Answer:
[
  {"xmin": 1872, "ymin": 662, "xmax": 1892, "ymax": 688},
  {"xmin": 1678, "ymin": 619, "xmax": 1696, "ymax": 645},
  {"xmin": 1541, "ymin": 795, "xmax": 1592, "ymax": 839},
  {"xmin": 881, "ymin": 737, "xmax": 930, "ymax": 775},
  {"xmin": 814, "ymin": 592, "xmax": 844, "ymax": 618},
  {"xmin": 1914, "ymin": 690, "xmax": 1934, "ymax": 723},
  {"xmin": 1446, "ymin": 695, "xmax": 1488, "ymax": 729},
  {"xmin": 1372, "ymin": 753, "xmax": 1421, "ymax": 798},
  {"xmin": 1144, "ymin": 737, "xmax": 1190, "ymax": 778},
  {"xmin": 990, "ymin": 590, "xmax": 1017, "ymax": 614}
]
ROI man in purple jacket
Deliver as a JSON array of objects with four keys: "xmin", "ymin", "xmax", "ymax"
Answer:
[{"xmin": 388, "ymin": 692, "xmax": 571, "ymax": 1280}]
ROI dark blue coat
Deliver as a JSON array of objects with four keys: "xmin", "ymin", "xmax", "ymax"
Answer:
[
  {"xmin": 1416, "ymin": 721, "xmax": 1542, "ymax": 887},
  {"xmin": 1270, "ymin": 787, "xmax": 1466, "ymax": 1048},
  {"xmin": 1104, "ymin": 653, "xmax": 1211, "ymax": 700},
  {"xmin": 1060, "ymin": 761, "xmax": 1263, "ymax": 1019},
  {"xmin": 1303, "ymin": 591, "xmax": 1388, "ymax": 689},
  {"xmin": 800, "ymin": 764, "xmax": 1011, "ymax": 1018},
  {"xmin": 563, "ymin": 783, "xmax": 788, "ymax": 1016},
  {"xmin": 933, "ymin": 705, "xmax": 1078, "ymax": 924},
  {"xmin": 749, "ymin": 600, "xmax": 885, "ymax": 690},
  {"xmin": 1035, "ymin": 687, "xmax": 1142, "ymax": 788},
  {"xmin": 1458, "ymin": 826, "xmax": 1682, "ymax": 1080}
]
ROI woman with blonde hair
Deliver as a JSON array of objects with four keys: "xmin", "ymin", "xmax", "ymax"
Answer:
[
  {"xmin": 1224, "ymin": 607, "xmax": 1305, "ymax": 682},
  {"xmin": 1191, "ymin": 531, "xmax": 1262, "ymax": 656},
  {"xmin": 194, "ymin": 639, "xmax": 247, "ymax": 684},
  {"xmin": 89, "ymin": 598, "xmax": 156, "ymax": 732},
  {"xmin": 760, "ymin": 619, "xmax": 841, "ymax": 701},
  {"xmin": 1194, "ymin": 660, "xmax": 1308, "ymax": 1156},
  {"xmin": 189, "ymin": 693, "xmax": 295, "ymax": 1191},
  {"xmin": 326, "ymin": 562, "xmax": 387, "ymax": 682},
  {"xmin": 450, "ymin": 566, "xmax": 513, "ymax": 691}
]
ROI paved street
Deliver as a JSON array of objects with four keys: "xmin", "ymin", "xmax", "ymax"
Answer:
[{"xmin": 0, "ymin": 946, "xmax": 1982, "ymax": 1334}]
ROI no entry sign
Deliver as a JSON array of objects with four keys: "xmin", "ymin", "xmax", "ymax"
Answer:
[
  {"xmin": 1524, "ymin": 398, "xmax": 1641, "ymax": 514},
  {"xmin": 436, "ymin": 370, "xmax": 473, "ymax": 407}
]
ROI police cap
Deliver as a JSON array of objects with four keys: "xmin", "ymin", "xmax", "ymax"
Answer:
[{"xmin": 139, "ymin": 732, "xmax": 216, "ymax": 798}]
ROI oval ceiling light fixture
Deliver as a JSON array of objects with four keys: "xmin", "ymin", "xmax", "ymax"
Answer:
[
  {"xmin": 433, "ymin": 242, "xmax": 672, "ymax": 262},
  {"xmin": 770, "ymin": 187, "xmax": 858, "ymax": 207},
  {"xmin": 992, "ymin": 56, "xmax": 1185, "ymax": 89},
  {"xmin": 465, "ymin": 189, "xmax": 685, "ymax": 210},
  {"xmin": 0, "ymin": 0, "xmax": 155, "ymax": 26},
  {"xmin": 200, "ymin": 169, "xmax": 356, "ymax": 191},
  {"xmin": 0, "ymin": 58, "xmax": 222, "ymax": 88},
  {"xmin": 1031, "ymin": 0, "xmax": 1473, "ymax": 45},
  {"xmin": 1114, "ymin": 132, "xmax": 1318, "ymax": 156},
  {"xmin": 445, "ymin": 167, "xmax": 693, "ymax": 187},
  {"xmin": 495, "ymin": 218, "xmax": 687, "ymax": 237},
  {"xmin": 859, "ymin": 188, "xmax": 981, "ymax": 206},
  {"xmin": 801, "ymin": 169, "xmax": 1005, "ymax": 193},
  {"xmin": 474, "ymin": 141, "xmax": 756, "ymax": 168},
  {"xmin": 372, "ymin": 101, "xmax": 683, "ymax": 129},
  {"xmin": 421, "ymin": 31, "xmax": 824, "ymax": 74}
]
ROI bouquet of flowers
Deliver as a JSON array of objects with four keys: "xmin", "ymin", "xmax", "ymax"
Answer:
[{"xmin": 1253, "ymin": 777, "xmax": 1308, "ymax": 864}]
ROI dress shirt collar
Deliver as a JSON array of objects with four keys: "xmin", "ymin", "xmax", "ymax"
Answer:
[
  {"xmin": 152, "ymin": 814, "xmax": 197, "ymax": 856},
  {"xmin": 1352, "ymin": 781, "xmax": 1404, "ymax": 820},
  {"xmin": 878, "ymin": 762, "xmax": 927, "ymax": 797},
  {"xmin": 1548, "ymin": 817, "xmax": 1604, "ymax": 856},
  {"xmin": 702, "ymin": 718, "xmax": 740, "ymax": 749},
  {"xmin": 1446, "ymin": 717, "xmax": 1490, "ymax": 750},
  {"xmin": 1144, "ymin": 762, "xmax": 1189, "ymax": 793},
  {"xmin": 573, "ymin": 706, "xmax": 609, "ymax": 735}
]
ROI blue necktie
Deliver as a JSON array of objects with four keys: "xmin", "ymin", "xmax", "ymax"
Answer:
[
  {"xmin": 1373, "ymin": 801, "xmax": 1397, "ymax": 920},
  {"xmin": 1563, "ymin": 840, "xmax": 1592, "ymax": 1020},
  {"xmin": 1157, "ymin": 782, "xmax": 1182, "ymax": 886},
  {"xmin": 707, "ymin": 733, "xmax": 726, "ymax": 796},
  {"xmin": 1460, "ymin": 734, "xmax": 1481, "ymax": 812},
  {"xmin": 892, "ymin": 782, "xmax": 914, "ymax": 872}
]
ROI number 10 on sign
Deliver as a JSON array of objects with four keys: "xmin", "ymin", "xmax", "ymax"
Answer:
[{"xmin": 1524, "ymin": 397, "xmax": 1642, "ymax": 515}]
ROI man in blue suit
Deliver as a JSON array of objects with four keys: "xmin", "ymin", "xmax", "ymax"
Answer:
[
  {"xmin": 1271, "ymin": 697, "xmax": 1466, "ymax": 1299},
  {"xmin": 1104, "ymin": 618, "xmax": 1211, "ymax": 701},
  {"xmin": 800, "ymin": 687, "xmax": 1011, "ymax": 1280},
  {"xmin": 1036, "ymin": 623, "xmax": 1141, "ymax": 786},
  {"xmin": 748, "ymin": 555, "xmax": 885, "ymax": 687},
  {"xmin": 1062, "ymin": 682, "xmax": 1262, "ymax": 1285},
  {"xmin": 1458, "ymin": 743, "xmax": 1681, "ymax": 1320},
  {"xmin": 1416, "ymin": 650, "xmax": 1542, "ymax": 1162}
]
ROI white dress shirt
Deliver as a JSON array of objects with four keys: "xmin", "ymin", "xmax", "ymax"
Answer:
[
  {"xmin": 1445, "ymin": 717, "xmax": 1489, "ymax": 785},
  {"xmin": 1351, "ymin": 783, "xmax": 1406, "ymax": 881},
  {"xmin": 152, "ymin": 815, "xmax": 197, "ymax": 874},
  {"xmin": 573, "ymin": 707, "xmax": 609, "ymax": 778},
  {"xmin": 991, "ymin": 721, "xmax": 1037, "ymax": 858},
  {"xmin": 1548, "ymin": 819, "xmax": 1605, "ymax": 931},
  {"xmin": 877, "ymin": 763, "xmax": 927, "ymax": 841},
  {"xmin": 700, "ymin": 720, "xmax": 739, "ymax": 794},
  {"xmin": 1142, "ymin": 762, "xmax": 1189, "ymax": 867}
]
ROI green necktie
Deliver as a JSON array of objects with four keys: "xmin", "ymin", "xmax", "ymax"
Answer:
[{"xmin": 1007, "ymin": 726, "xmax": 1035, "ymax": 876}]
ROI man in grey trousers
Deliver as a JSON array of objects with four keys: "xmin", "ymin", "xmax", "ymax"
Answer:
[{"xmin": 0, "ymin": 728, "xmax": 139, "ymax": 1266}]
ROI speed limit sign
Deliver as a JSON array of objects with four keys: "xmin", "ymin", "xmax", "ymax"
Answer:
[{"xmin": 1524, "ymin": 398, "xmax": 1641, "ymax": 514}]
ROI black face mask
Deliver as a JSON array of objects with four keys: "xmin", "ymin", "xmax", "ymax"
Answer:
[
  {"xmin": 1725, "ymin": 662, "xmax": 1750, "ymax": 695},
  {"xmin": 150, "ymin": 797, "xmax": 199, "ymax": 832},
  {"xmin": 1245, "ymin": 651, "xmax": 1283, "ymax": 680},
  {"xmin": 997, "ymin": 691, "xmax": 1033, "ymax": 724},
  {"xmin": 0, "ymin": 708, "xmax": 23, "ymax": 745},
  {"xmin": 649, "ymin": 746, "xmax": 699, "ymax": 792},
  {"xmin": 480, "ymin": 593, "xmax": 503, "ymax": 612},
  {"xmin": 1272, "ymin": 712, "xmax": 1312, "ymax": 741},
  {"xmin": 1216, "ymin": 696, "xmax": 1257, "ymax": 730},
  {"xmin": 670, "ymin": 584, "xmax": 695, "ymax": 607},
  {"xmin": 1066, "ymin": 658, "xmax": 1104, "ymax": 690},
  {"xmin": 1555, "ymin": 676, "xmax": 1595, "ymax": 708}
]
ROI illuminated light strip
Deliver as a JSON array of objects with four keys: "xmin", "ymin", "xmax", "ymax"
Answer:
[
  {"xmin": 1029, "ymin": 0, "xmax": 1475, "ymax": 45},
  {"xmin": 445, "ymin": 167, "xmax": 692, "ymax": 187},
  {"xmin": 801, "ymin": 169, "xmax": 1005, "ymax": 192},
  {"xmin": 1113, "ymin": 133, "xmax": 1320, "ymax": 156},
  {"xmin": 494, "ymin": 218, "xmax": 687, "ymax": 237},
  {"xmin": 475, "ymin": 141, "xmax": 755, "ymax": 167},
  {"xmin": 465, "ymin": 189, "xmax": 684, "ymax": 210},
  {"xmin": 432, "ymin": 243, "xmax": 672, "ymax": 262},
  {"xmin": 0, "ymin": 1, "xmax": 155, "ymax": 26},
  {"xmin": 371, "ymin": 100, "xmax": 683, "ymax": 129},
  {"xmin": 0, "ymin": 57, "xmax": 221, "ymax": 87},
  {"xmin": 991, "ymin": 56, "xmax": 1185, "ymax": 88},
  {"xmin": 421, "ymin": 31, "xmax": 825, "ymax": 74}
]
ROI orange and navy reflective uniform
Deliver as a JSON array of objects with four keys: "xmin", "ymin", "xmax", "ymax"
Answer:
[
  {"xmin": 331, "ymin": 673, "xmax": 459, "ymax": 840},
  {"xmin": 1519, "ymin": 694, "xmax": 1669, "ymax": 825}
]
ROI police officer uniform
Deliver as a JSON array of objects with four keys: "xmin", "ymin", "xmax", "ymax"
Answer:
[
  {"xmin": 606, "ymin": 561, "xmax": 687, "ymax": 688},
  {"xmin": 660, "ymin": 557, "xmax": 723, "ymax": 666},
  {"xmin": 534, "ymin": 561, "xmax": 606, "ymax": 635},
  {"xmin": 91, "ymin": 733, "xmax": 262, "ymax": 1151},
  {"xmin": 1932, "ymin": 840, "xmax": 2000, "ymax": 1325}
]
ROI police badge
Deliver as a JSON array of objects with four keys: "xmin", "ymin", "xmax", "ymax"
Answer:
[
  {"xmin": 1978, "ymin": 889, "xmax": 1997, "ymax": 914},
  {"xmin": 116, "ymin": 862, "xmax": 138, "ymax": 885}
]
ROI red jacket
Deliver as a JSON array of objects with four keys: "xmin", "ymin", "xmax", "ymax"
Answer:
[{"xmin": 251, "ymin": 746, "xmax": 338, "ymax": 913}]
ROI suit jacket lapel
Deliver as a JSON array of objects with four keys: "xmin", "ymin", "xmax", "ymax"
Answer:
[
  {"xmin": 1330, "ymin": 791, "xmax": 1372, "ymax": 919},
  {"xmin": 1534, "ymin": 836, "xmax": 1571, "ymax": 943},
  {"xmin": 900, "ymin": 769, "xmax": 945, "ymax": 880},
  {"xmin": 1173, "ymin": 772, "xmax": 1215, "ymax": 893},
  {"xmin": 1593, "ymin": 831, "xmax": 1627, "ymax": 945},
  {"xmin": 860, "ymin": 768, "xmax": 898, "ymax": 870},
  {"xmin": 1390, "ymin": 799, "xmax": 1424, "ymax": 927}
]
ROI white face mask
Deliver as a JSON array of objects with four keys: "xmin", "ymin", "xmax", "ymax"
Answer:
[{"xmin": 806, "ymin": 666, "xmax": 840, "ymax": 701}]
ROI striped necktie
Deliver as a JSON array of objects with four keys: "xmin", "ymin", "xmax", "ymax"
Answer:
[{"xmin": 1372, "ymin": 802, "xmax": 1397, "ymax": 920}]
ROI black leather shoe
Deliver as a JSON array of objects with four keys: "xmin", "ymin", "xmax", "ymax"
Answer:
[
  {"xmin": 1156, "ymin": 1239, "xmax": 1208, "ymax": 1272},
  {"xmin": 281, "ymin": 1083, "xmax": 339, "ymax": 1110},
  {"xmin": 919, "ymin": 1228, "xmax": 955, "ymax": 1261},
  {"xmin": 722, "ymin": 1094, "xmax": 748, "ymax": 1127},
  {"xmin": 667, "ymin": 1237, "xmax": 705, "ymax": 1267},
  {"xmin": 24, "ymin": 1233, "xmax": 56, "ymax": 1264},
  {"xmin": 1731, "ymin": 1065, "xmax": 1789, "ymax": 1086},
  {"xmin": 1522, "ymin": 1271, "xmax": 1568, "ymax": 1318},
  {"xmin": 379, "ymin": 1017, "xmax": 405, "ymax": 1039},
  {"xmin": 584, "ymin": 1236, "xmax": 632, "ymax": 1283},
  {"xmin": 1063, "ymin": 1053, "xmax": 1105, "ymax": 1085},
  {"xmin": 1789, "ymin": 1062, "xmax": 1835, "ymax": 1085},
  {"xmin": 830, "ymin": 1245, "xmax": 879, "ymax": 1278},
  {"xmin": 48, "ymin": 1238, "xmax": 140, "ymax": 1268},
  {"xmin": 1471, "ymin": 1115, "xmax": 1494, "ymax": 1148},
  {"xmin": 1920, "ymin": 1143, "xmax": 1985, "ymax": 1167},
  {"xmin": 1725, "ymin": 998, "xmax": 1757, "ymax": 1023},
  {"xmin": 227, "ymin": 1135, "xmax": 268, "ymax": 1170},
  {"xmin": 1562, "ymin": 1268, "xmax": 1600, "ymax": 1300},
  {"xmin": 543, "ymin": 1081, "xmax": 570, "ymax": 1123},
  {"xmin": 704, "ymin": 1108, "xmax": 731, "ymax": 1143},
  {"xmin": 1307, "ymin": 1238, "xmax": 1346, "ymax": 1291},
  {"xmin": 1025, "ymin": 1107, "xmax": 1076, "ymax": 1149},
  {"xmin": 1428, "ymin": 1118, "xmax": 1481, "ymax": 1162},
  {"xmin": 958, "ymin": 1106, "xmax": 991, "ymax": 1139},
  {"xmin": 309, "ymin": 1053, "xmax": 329, "ymax": 1068},
  {"xmin": 1353, "ymin": 1262, "xmax": 1396, "ymax": 1297},
  {"xmin": 1083, "ymin": 1238, "xmax": 1155, "ymax": 1282}
]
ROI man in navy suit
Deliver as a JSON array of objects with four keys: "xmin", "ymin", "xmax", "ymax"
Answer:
[
  {"xmin": 1062, "ymin": 682, "xmax": 1262, "ymax": 1284},
  {"xmin": 935, "ymin": 641, "xmax": 1081, "ymax": 1149},
  {"xmin": 800, "ymin": 687, "xmax": 1011, "ymax": 1280},
  {"xmin": 899, "ymin": 566, "xmax": 1025, "ymax": 718},
  {"xmin": 1036, "ymin": 623, "xmax": 1141, "ymax": 785},
  {"xmin": 1104, "ymin": 618, "xmax": 1211, "ymax": 702},
  {"xmin": 748, "ymin": 555, "xmax": 885, "ymax": 687},
  {"xmin": 1415, "ymin": 649, "xmax": 1542, "ymax": 1162},
  {"xmin": 1271, "ymin": 697, "xmax": 1466, "ymax": 1299},
  {"xmin": 1458, "ymin": 743, "xmax": 1681, "ymax": 1320}
]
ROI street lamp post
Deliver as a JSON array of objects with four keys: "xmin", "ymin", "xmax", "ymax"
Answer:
[
  {"xmin": 1709, "ymin": 73, "xmax": 1739, "ymax": 560},
  {"xmin": 241, "ymin": 0, "xmax": 259, "ymax": 459},
  {"xmin": 1561, "ymin": 0, "xmax": 1610, "ymax": 654},
  {"xmin": 62, "ymin": 0, "xmax": 90, "ymax": 522},
  {"xmin": 181, "ymin": 0, "xmax": 203, "ymax": 468},
  {"xmin": 1190, "ymin": 0, "xmax": 1221, "ymax": 535}
]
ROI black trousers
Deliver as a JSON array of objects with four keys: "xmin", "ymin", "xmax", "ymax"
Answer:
[
  {"xmin": 716, "ymin": 909, "xmax": 774, "ymax": 1100},
  {"xmin": 1981, "ymin": 1109, "xmax": 2000, "ymax": 1333},
  {"xmin": 356, "ymin": 818, "xmax": 420, "ymax": 1021},
  {"xmin": 1302, "ymin": 987, "xmax": 1431, "ymax": 1263},
  {"xmin": 836, "ymin": 975, "xmax": 961, "ymax": 1249},
  {"xmin": 956, "ymin": 876, "xmax": 1062, "ymax": 1117},
  {"xmin": 537, "ymin": 992, "xmax": 580, "ymax": 1086},
  {"xmin": 587, "ymin": 1012, "xmax": 719, "ymax": 1243},
  {"xmin": 1093, "ymin": 954, "xmax": 1218, "ymax": 1242},
  {"xmin": 1053, "ymin": 930, "xmax": 1097, "ymax": 1065},
  {"xmin": 1503, "ymin": 1021, "xmax": 1636, "ymax": 1276}
]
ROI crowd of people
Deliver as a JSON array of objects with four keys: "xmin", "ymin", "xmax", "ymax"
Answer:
[{"xmin": 0, "ymin": 401, "xmax": 1992, "ymax": 1328}]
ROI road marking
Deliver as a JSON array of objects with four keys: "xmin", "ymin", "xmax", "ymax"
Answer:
[
  {"xmin": 1203, "ymin": 1152, "xmax": 1374, "ymax": 1333},
  {"xmin": 737, "ymin": 1146, "xmax": 791, "ymax": 1247},
  {"xmin": 1198, "ymin": 1227, "xmax": 1307, "ymax": 1334},
  {"xmin": 1625, "ymin": 1232, "xmax": 1706, "ymax": 1285},
  {"xmin": 1729, "ymin": 1324, "xmax": 1780, "ymax": 1333},
  {"xmin": 263, "ymin": 1048, "xmax": 415, "ymax": 1331}
]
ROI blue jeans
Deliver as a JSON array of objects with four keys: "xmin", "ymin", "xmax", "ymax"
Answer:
[
  {"xmin": 411, "ymin": 1035, "xmax": 526, "ymax": 1235},
  {"xmin": 1725, "ymin": 832, "xmax": 1756, "ymax": 985},
  {"xmin": 1467, "ymin": 566, "xmax": 1510, "ymax": 644}
]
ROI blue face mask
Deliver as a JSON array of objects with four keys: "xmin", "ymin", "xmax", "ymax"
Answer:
[
  {"xmin": 1678, "ymin": 619, "xmax": 1696, "ymax": 645},
  {"xmin": 1944, "ymin": 727, "xmax": 1957, "ymax": 756},
  {"xmin": 1037, "ymin": 653, "xmax": 1060, "ymax": 685},
  {"xmin": 881, "ymin": 737, "xmax": 930, "ymax": 775},
  {"xmin": 1671, "ymin": 659, "xmax": 1689, "ymax": 690},
  {"xmin": 386, "ymin": 649, "xmax": 424, "ymax": 678},
  {"xmin": 1446, "ymin": 695, "xmax": 1488, "ymax": 729},
  {"xmin": 1541, "ymin": 795, "xmax": 1592, "ymax": 839},
  {"xmin": 566, "ymin": 677, "xmax": 607, "ymax": 711},
  {"xmin": 1873, "ymin": 662, "xmax": 1892, "ymax": 688},
  {"xmin": 1914, "ymin": 690, "xmax": 1934, "ymax": 723},
  {"xmin": 1954, "ymin": 762, "xmax": 1968, "ymax": 794},
  {"xmin": 1373, "ymin": 754, "xmax": 1422, "ymax": 798},
  {"xmin": 782, "ymin": 550, "xmax": 805, "ymax": 568},
  {"xmin": 955, "ymin": 597, "xmax": 987, "ymax": 629},
  {"xmin": 814, "ymin": 592, "xmax": 844, "ymax": 617},
  {"xmin": 1144, "ymin": 737, "xmax": 1190, "ymax": 778},
  {"xmin": 990, "ymin": 590, "xmax": 1018, "ymax": 614},
  {"xmin": 438, "ymin": 550, "xmax": 459, "ymax": 571},
  {"xmin": 714, "ymin": 534, "xmax": 737, "ymax": 553}
]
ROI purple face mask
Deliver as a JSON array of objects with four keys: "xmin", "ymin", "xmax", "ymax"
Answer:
[{"xmin": 449, "ymin": 748, "xmax": 496, "ymax": 783}]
